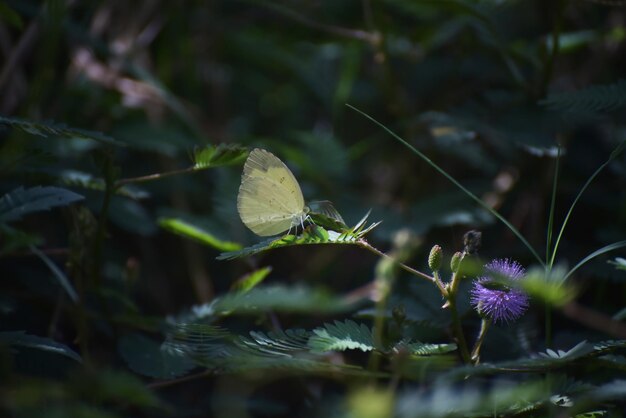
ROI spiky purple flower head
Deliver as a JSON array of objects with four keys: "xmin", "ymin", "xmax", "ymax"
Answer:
[{"xmin": 471, "ymin": 259, "xmax": 529, "ymax": 323}]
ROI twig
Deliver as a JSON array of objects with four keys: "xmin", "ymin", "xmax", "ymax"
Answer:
[
  {"xmin": 357, "ymin": 239, "xmax": 440, "ymax": 289},
  {"xmin": 115, "ymin": 166, "xmax": 196, "ymax": 188}
]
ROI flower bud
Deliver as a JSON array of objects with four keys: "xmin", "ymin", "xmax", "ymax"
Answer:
[
  {"xmin": 450, "ymin": 251, "xmax": 463, "ymax": 273},
  {"xmin": 428, "ymin": 245, "xmax": 443, "ymax": 272}
]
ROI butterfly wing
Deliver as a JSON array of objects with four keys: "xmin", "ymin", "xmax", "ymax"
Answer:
[{"xmin": 237, "ymin": 148, "xmax": 305, "ymax": 236}]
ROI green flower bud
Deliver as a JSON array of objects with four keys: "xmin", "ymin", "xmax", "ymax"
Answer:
[
  {"xmin": 428, "ymin": 245, "xmax": 443, "ymax": 272},
  {"xmin": 450, "ymin": 251, "xmax": 463, "ymax": 273}
]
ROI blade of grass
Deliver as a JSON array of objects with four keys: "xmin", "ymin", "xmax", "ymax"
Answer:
[
  {"xmin": 564, "ymin": 240, "xmax": 626, "ymax": 282},
  {"xmin": 546, "ymin": 145, "xmax": 562, "ymax": 268},
  {"xmin": 30, "ymin": 244, "xmax": 78, "ymax": 303},
  {"xmin": 549, "ymin": 139, "xmax": 626, "ymax": 267},
  {"xmin": 347, "ymin": 104, "xmax": 544, "ymax": 267}
]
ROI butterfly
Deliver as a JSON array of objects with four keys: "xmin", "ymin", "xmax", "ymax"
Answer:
[{"xmin": 237, "ymin": 148, "xmax": 309, "ymax": 236}]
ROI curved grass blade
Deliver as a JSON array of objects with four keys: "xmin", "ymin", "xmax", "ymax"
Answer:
[
  {"xmin": 159, "ymin": 217, "xmax": 242, "ymax": 252},
  {"xmin": 0, "ymin": 331, "xmax": 82, "ymax": 363},
  {"xmin": 347, "ymin": 104, "xmax": 544, "ymax": 266},
  {"xmin": 30, "ymin": 244, "xmax": 79, "ymax": 303},
  {"xmin": 549, "ymin": 139, "xmax": 626, "ymax": 267},
  {"xmin": 564, "ymin": 241, "xmax": 626, "ymax": 281}
]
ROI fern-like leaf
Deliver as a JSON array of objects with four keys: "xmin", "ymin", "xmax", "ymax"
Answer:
[
  {"xmin": 394, "ymin": 341, "xmax": 458, "ymax": 356},
  {"xmin": 308, "ymin": 320, "xmax": 375, "ymax": 353},
  {"xmin": 0, "ymin": 186, "xmax": 84, "ymax": 223},
  {"xmin": 217, "ymin": 213, "xmax": 380, "ymax": 260},
  {"xmin": 237, "ymin": 328, "xmax": 310, "ymax": 356},
  {"xmin": 162, "ymin": 323, "xmax": 366, "ymax": 374},
  {"xmin": 540, "ymin": 80, "xmax": 626, "ymax": 113},
  {"xmin": 0, "ymin": 115, "xmax": 123, "ymax": 145},
  {"xmin": 193, "ymin": 144, "xmax": 248, "ymax": 170}
]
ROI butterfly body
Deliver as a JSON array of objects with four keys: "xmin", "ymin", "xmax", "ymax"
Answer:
[{"xmin": 237, "ymin": 148, "xmax": 309, "ymax": 236}]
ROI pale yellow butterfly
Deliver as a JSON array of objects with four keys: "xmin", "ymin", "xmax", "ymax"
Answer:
[{"xmin": 237, "ymin": 148, "xmax": 310, "ymax": 236}]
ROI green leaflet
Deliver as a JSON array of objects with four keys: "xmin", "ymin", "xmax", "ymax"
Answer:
[
  {"xmin": 193, "ymin": 144, "xmax": 248, "ymax": 170},
  {"xmin": 159, "ymin": 217, "xmax": 242, "ymax": 252},
  {"xmin": 218, "ymin": 212, "xmax": 380, "ymax": 260},
  {"xmin": 0, "ymin": 115, "xmax": 123, "ymax": 146},
  {"xmin": 0, "ymin": 186, "xmax": 84, "ymax": 223}
]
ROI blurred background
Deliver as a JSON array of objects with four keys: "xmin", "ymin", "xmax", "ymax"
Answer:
[{"xmin": 1, "ymin": 0, "xmax": 626, "ymax": 416}]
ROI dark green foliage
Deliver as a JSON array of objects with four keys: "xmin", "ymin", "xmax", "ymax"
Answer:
[
  {"xmin": 540, "ymin": 80, "xmax": 626, "ymax": 113},
  {"xmin": 0, "ymin": 186, "xmax": 83, "ymax": 223},
  {"xmin": 2, "ymin": 1, "xmax": 626, "ymax": 417},
  {"xmin": 212, "ymin": 284, "xmax": 355, "ymax": 315},
  {"xmin": 147, "ymin": 319, "xmax": 454, "ymax": 377},
  {"xmin": 160, "ymin": 323, "xmax": 361, "ymax": 374},
  {"xmin": 118, "ymin": 333, "xmax": 195, "ymax": 379},
  {"xmin": 0, "ymin": 115, "xmax": 122, "ymax": 146},
  {"xmin": 0, "ymin": 331, "xmax": 82, "ymax": 363},
  {"xmin": 308, "ymin": 319, "xmax": 376, "ymax": 353},
  {"xmin": 59, "ymin": 171, "xmax": 148, "ymax": 199},
  {"xmin": 442, "ymin": 340, "xmax": 626, "ymax": 381}
]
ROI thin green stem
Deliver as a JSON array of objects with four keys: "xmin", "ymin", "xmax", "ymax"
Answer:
[
  {"xmin": 545, "ymin": 145, "xmax": 561, "ymax": 268},
  {"xmin": 348, "ymin": 104, "xmax": 545, "ymax": 267},
  {"xmin": 357, "ymin": 239, "xmax": 445, "ymax": 295},
  {"xmin": 448, "ymin": 298, "xmax": 471, "ymax": 364},
  {"xmin": 115, "ymin": 166, "xmax": 197, "ymax": 188},
  {"xmin": 471, "ymin": 319, "xmax": 492, "ymax": 364},
  {"xmin": 563, "ymin": 240, "xmax": 626, "ymax": 281},
  {"xmin": 368, "ymin": 289, "xmax": 387, "ymax": 375},
  {"xmin": 549, "ymin": 139, "xmax": 626, "ymax": 268},
  {"xmin": 446, "ymin": 252, "xmax": 472, "ymax": 364},
  {"xmin": 433, "ymin": 271, "xmax": 446, "ymax": 293}
]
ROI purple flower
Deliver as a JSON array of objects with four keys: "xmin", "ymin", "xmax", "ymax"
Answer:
[{"xmin": 471, "ymin": 259, "xmax": 529, "ymax": 323}]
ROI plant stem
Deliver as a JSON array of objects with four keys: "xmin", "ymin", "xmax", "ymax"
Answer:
[
  {"xmin": 471, "ymin": 319, "xmax": 492, "ymax": 364},
  {"xmin": 357, "ymin": 239, "xmax": 446, "ymax": 296},
  {"xmin": 545, "ymin": 144, "xmax": 561, "ymax": 267},
  {"xmin": 115, "ymin": 166, "xmax": 197, "ymax": 188},
  {"xmin": 448, "ymin": 298, "xmax": 471, "ymax": 364},
  {"xmin": 368, "ymin": 287, "xmax": 387, "ymax": 376},
  {"xmin": 549, "ymin": 139, "xmax": 626, "ymax": 268}
]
